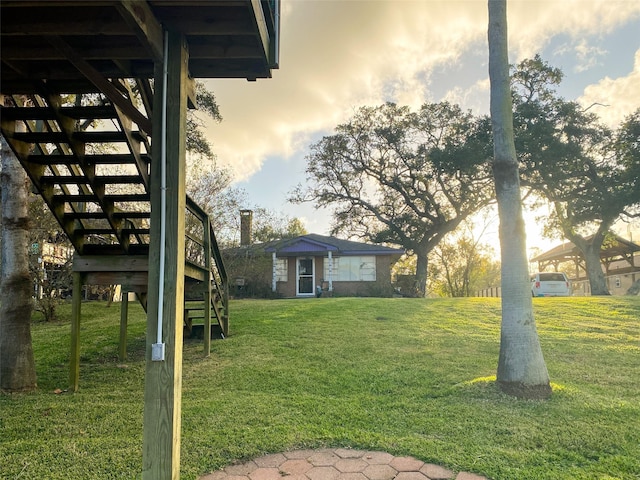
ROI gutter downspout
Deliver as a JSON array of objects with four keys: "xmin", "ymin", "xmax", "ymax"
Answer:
[
  {"xmin": 152, "ymin": 30, "xmax": 169, "ymax": 362},
  {"xmin": 328, "ymin": 251, "xmax": 333, "ymax": 292},
  {"xmin": 272, "ymin": 252, "xmax": 277, "ymax": 292}
]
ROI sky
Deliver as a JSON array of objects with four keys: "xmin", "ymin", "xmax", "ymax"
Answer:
[{"xmin": 200, "ymin": 0, "xmax": 640, "ymax": 256}]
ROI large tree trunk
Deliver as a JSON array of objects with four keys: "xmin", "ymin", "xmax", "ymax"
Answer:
[
  {"xmin": 415, "ymin": 251, "xmax": 428, "ymax": 297},
  {"xmin": 627, "ymin": 278, "xmax": 640, "ymax": 296},
  {"xmin": 582, "ymin": 243, "xmax": 611, "ymax": 295},
  {"xmin": 488, "ymin": 0, "xmax": 551, "ymax": 399},
  {"xmin": 583, "ymin": 242, "xmax": 610, "ymax": 295},
  {"xmin": 0, "ymin": 129, "xmax": 37, "ymax": 392},
  {"xmin": 561, "ymin": 220, "xmax": 611, "ymax": 296}
]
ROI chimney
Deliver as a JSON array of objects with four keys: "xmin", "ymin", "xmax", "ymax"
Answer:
[{"xmin": 240, "ymin": 210, "xmax": 253, "ymax": 246}]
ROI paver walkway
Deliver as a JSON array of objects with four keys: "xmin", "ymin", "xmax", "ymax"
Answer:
[{"xmin": 199, "ymin": 448, "xmax": 488, "ymax": 480}]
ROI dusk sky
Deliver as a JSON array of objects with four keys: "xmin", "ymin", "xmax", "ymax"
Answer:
[{"xmin": 201, "ymin": 0, "xmax": 640, "ymax": 254}]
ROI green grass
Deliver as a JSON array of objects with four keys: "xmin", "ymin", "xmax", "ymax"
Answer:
[{"xmin": 1, "ymin": 297, "xmax": 639, "ymax": 479}]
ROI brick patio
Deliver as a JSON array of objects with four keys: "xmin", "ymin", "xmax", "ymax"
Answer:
[{"xmin": 199, "ymin": 448, "xmax": 488, "ymax": 480}]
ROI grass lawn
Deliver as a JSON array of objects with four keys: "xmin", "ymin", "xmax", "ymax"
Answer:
[{"xmin": 1, "ymin": 296, "xmax": 639, "ymax": 479}]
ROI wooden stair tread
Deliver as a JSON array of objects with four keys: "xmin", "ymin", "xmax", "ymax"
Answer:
[
  {"xmin": 81, "ymin": 244, "xmax": 149, "ymax": 255},
  {"xmin": 64, "ymin": 211, "xmax": 150, "ymax": 220},
  {"xmin": 0, "ymin": 104, "xmax": 117, "ymax": 120},
  {"xmin": 26, "ymin": 153, "xmax": 150, "ymax": 165},
  {"xmin": 11, "ymin": 130, "xmax": 145, "ymax": 144},
  {"xmin": 53, "ymin": 193, "xmax": 150, "ymax": 202},
  {"xmin": 77, "ymin": 227, "xmax": 150, "ymax": 235},
  {"xmin": 41, "ymin": 175, "xmax": 146, "ymax": 185}
]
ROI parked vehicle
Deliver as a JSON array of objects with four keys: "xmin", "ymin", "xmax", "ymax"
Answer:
[{"xmin": 530, "ymin": 272, "xmax": 571, "ymax": 297}]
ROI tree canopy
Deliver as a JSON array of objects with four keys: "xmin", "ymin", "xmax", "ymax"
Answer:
[
  {"xmin": 512, "ymin": 55, "xmax": 640, "ymax": 294},
  {"xmin": 185, "ymin": 81, "xmax": 222, "ymax": 158}
]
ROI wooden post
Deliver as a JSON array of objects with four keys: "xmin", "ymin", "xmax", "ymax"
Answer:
[
  {"xmin": 203, "ymin": 217, "xmax": 212, "ymax": 356},
  {"xmin": 119, "ymin": 290, "xmax": 129, "ymax": 361},
  {"xmin": 223, "ymin": 278, "xmax": 230, "ymax": 338},
  {"xmin": 69, "ymin": 271, "xmax": 83, "ymax": 392},
  {"xmin": 142, "ymin": 30, "xmax": 188, "ymax": 480}
]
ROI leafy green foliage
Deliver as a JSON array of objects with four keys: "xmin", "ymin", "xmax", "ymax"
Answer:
[
  {"xmin": 429, "ymin": 230, "xmax": 500, "ymax": 297},
  {"xmin": 27, "ymin": 195, "xmax": 73, "ymax": 321},
  {"xmin": 1, "ymin": 298, "xmax": 639, "ymax": 479},
  {"xmin": 512, "ymin": 55, "xmax": 640, "ymax": 294},
  {"xmin": 252, "ymin": 209, "xmax": 308, "ymax": 243},
  {"xmin": 186, "ymin": 81, "xmax": 223, "ymax": 158}
]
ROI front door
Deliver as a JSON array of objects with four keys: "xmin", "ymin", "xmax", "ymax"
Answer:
[{"xmin": 296, "ymin": 257, "xmax": 314, "ymax": 296}]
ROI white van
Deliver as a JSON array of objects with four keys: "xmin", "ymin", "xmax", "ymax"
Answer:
[{"xmin": 530, "ymin": 272, "xmax": 571, "ymax": 297}]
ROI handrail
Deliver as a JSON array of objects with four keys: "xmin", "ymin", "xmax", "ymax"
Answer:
[
  {"xmin": 185, "ymin": 195, "xmax": 229, "ymax": 336},
  {"xmin": 208, "ymin": 221, "xmax": 228, "ymax": 282}
]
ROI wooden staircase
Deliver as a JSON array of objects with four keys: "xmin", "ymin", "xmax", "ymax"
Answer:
[{"xmin": 1, "ymin": 87, "xmax": 229, "ymax": 339}]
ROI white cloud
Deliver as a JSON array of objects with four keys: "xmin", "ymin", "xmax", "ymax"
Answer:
[
  {"xmin": 507, "ymin": 0, "xmax": 640, "ymax": 59},
  {"xmin": 442, "ymin": 78, "xmax": 491, "ymax": 114},
  {"xmin": 203, "ymin": 1, "xmax": 640, "ymax": 183},
  {"xmin": 573, "ymin": 40, "xmax": 608, "ymax": 72},
  {"xmin": 553, "ymin": 39, "xmax": 607, "ymax": 73},
  {"xmin": 207, "ymin": 1, "xmax": 488, "ymax": 181},
  {"xmin": 579, "ymin": 49, "xmax": 640, "ymax": 127}
]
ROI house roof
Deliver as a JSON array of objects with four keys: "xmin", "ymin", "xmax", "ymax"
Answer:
[
  {"xmin": 531, "ymin": 234, "xmax": 640, "ymax": 264},
  {"xmin": 235, "ymin": 234, "xmax": 405, "ymax": 258}
]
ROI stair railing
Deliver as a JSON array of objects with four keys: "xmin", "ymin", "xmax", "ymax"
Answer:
[{"xmin": 185, "ymin": 196, "xmax": 229, "ymax": 339}]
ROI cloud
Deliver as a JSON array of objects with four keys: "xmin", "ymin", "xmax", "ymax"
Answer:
[
  {"xmin": 572, "ymin": 40, "xmax": 607, "ymax": 72},
  {"xmin": 506, "ymin": 0, "xmax": 640, "ymax": 59},
  {"xmin": 579, "ymin": 49, "xmax": 640, "ymax": 127},
  {"xmin": 205, "ymin": 1, "xmax": 487, "ymax": 181},
  {"xmin": 202, "ymin": 1, "xmax": 640, "ymax": 183},
  {"xmin": 553, "ymin": 39, "xmax": 607, "ymax": 73},
  {"xmin": 442, "ymin": 78, "xmax": 491, "ymax": 114}
]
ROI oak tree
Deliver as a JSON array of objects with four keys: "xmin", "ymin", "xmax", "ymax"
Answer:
[
  {"xmin": 512, "ymin": 56, "xmax": 640, "ymax": 295},
  {"xmin": 291, "ymin": 101, "xmax": 494, "ymax": 296}
]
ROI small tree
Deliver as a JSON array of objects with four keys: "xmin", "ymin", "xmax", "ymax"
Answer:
[
  {"xmin": 429, "ymin": 229, "xmax": 500, "ymax": 297},
  {"xmin": 252, "ymin": 209, "xmax": 308, "ymax": 243},
  {"xmin": 27, "ymin": 194, "xmax": 73, "ymax": 321}
]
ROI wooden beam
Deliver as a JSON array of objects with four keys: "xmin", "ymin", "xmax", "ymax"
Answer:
[
  {"xmin": 69, "ymin": 271, "xmax": 83, "ymax": 392},
  {"xmin": 203, "ymin": 217, "xmax": 212, "ymax": 356},
  {"xmin": 83, "ymin": 272, "xmax": 148, "ymax": 289},
  {"xmin": 142, "ymin": 30, "xmax": 188, "ymax": 480},
  {"xmin": 119, "ymin": 291, "xmax": 129, "ymax": 361},
  {"xmin": 251, "ymin": 0, "xmax": 271, "ymax": 62},
  {"xmin": 46, "ymin": 35, "xmax": 153, "ymax": 135},
  {"xmin": 117, "ymin": 1, "xmax": 164, "ymax": 62}
]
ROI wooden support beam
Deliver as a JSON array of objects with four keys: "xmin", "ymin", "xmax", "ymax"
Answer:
[
  {"xmin": 119, "ymin": 291, "xmax": 129, "ymax": 361},
  {"xmin": 73, "ymin": 255, "xmax": 149, "ymax": 272},
  {"xmin": 203, "ymin": 216, "xmax": 212, "ymax": 357},
  {"xmin": 117, "ymin": 1, "xmax": 164, "ymax": 62},
  {"xmin": 142, "ymin": 30, "xmax": 189, "ymax": 480},
  {"xmin": 46, "ymin": 35, "xmax": 153, "ymax": 135},
  {"xmin": 69, "ymin": 271, "xmax": 83, "ymax": 392}
]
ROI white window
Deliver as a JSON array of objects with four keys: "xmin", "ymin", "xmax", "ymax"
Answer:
[
  {"xmin": 324, "ymin": 256, "xmax": 376, "ymax": 281},
  {"xmin": 275, "ymin": 258, "xmax": 288, "ymax": 282}
]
